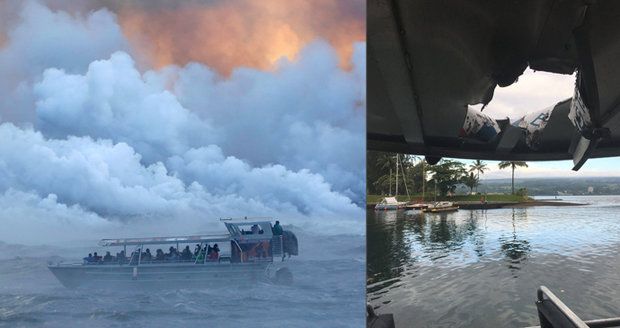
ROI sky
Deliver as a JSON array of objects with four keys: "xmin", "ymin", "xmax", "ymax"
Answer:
[
  {"xmin": 470, "ymin": 68, "xmax": 620, "ymax": 180},
  {"xmin": 0, "ymin": 0, "xmax": 366, "ymax": 243}
]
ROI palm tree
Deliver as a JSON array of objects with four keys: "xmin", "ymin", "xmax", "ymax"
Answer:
[
  {"xmin": 463, "ymin": 172, "xmax": 477, "ymax": 194},
  {"xmin": 498, "ymin": 161, "xmax": 528, "ymax": 194},
  {"xmin": 469, "ymin": 160, "xmax": 488, "ymax": 193}
]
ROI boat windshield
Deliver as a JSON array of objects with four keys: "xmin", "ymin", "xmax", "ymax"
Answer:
[{"xmin": 225, "ymin": 221, "xmax": 273, "ymax": 237}]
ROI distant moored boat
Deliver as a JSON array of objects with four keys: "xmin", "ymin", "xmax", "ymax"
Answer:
[
  {"xmin": 375, "ymin": 197, "xmax": 407, "ymax": 210},
  {"xmin": 422, "ymin": 201, "xmax": 459, "ymax": 213}
]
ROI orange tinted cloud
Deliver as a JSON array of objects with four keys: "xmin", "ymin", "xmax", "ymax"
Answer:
[
  {"xmin": 0, "ymin": 1, "xmax": 19, "ymax": 49},
  {"xmin": 112, "ymin": 0, "xmax": 365, "ymax": 74}
]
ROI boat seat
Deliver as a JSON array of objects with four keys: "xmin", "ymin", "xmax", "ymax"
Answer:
[
  {"xmin": 367, "ymin": 304, "xmax": 395, "ymax": 328},
  {"xmin": 535, "ymin": 286, "xmax": 620, "ymax": 328}
]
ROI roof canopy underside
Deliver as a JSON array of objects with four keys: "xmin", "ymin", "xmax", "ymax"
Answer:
[{"xmin": 368, "ymin": 0, "xmax": 620, "ymax": 164}]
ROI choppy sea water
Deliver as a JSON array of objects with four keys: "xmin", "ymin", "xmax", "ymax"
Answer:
[
  {"xmin": 0, "ymin": 231, "xmax": 365, "ymax": 328},
  {"xmin": 367, "ymin": 195, "xmax": 620, "ymax": 328}
]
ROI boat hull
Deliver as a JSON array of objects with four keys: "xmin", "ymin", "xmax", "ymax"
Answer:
[
  {"xmin": 422, "ymin": 206, "xmax": 459, "ymax": 213},
  {"xmin": 404, "ymin": 203, "xmax": 428, "ymax": 210},
  {"xmin": 48, "ymin": 262, "xmax": 274, "ymax": 289},
  {"xmin": 374, "ymin": 204, "xmax": 406, "ymax": 210}
]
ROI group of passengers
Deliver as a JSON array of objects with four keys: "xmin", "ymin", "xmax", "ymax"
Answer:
[
  {"xmin": 194, "ymin": 243, "xmax": 220, "ymax": 262},
  {"xmin": 133, "ymin": 246, "xmax": 183, "ymax": 263},
  {"xmin": 83, "ymin": 243, "xmax": 220, "ymax": 264},
  {"xmin": 83, "ymin": 251, "xmax": 121, "ymax": 264}
]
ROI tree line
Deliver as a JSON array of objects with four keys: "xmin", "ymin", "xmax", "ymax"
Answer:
[{"xmin": 367, "ymin": 151, "xmax": 527, "ymax": 196}]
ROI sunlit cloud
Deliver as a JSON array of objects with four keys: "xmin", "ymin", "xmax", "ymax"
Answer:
[{"xmin": 108, "ymin": 0, "xmax": 365, "ymax": 74}]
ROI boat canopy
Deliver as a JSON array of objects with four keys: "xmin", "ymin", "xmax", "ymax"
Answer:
[
  {"xmin": 381, "ymin": 197, "xmax": 403, "ymax": 204},
  {"xmin": 99, "ymin": 234, "xmax": 231, "ymax": 247}
]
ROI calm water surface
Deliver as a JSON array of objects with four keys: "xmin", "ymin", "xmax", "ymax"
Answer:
[{"xmin": 367, "ymin": 195, "xmax": 620, "ymax": 327}]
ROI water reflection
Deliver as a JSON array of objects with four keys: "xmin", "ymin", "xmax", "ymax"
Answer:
[
  {"xmin": 498, "ymin": 209, "xmax": 531, "ymax": 274},
  {"xmin": 367, "ymin": 196, "xmax": 620, "ymax": 327},
  {"xmin": 368, "ymin": 208, "xmax": 536, "ymax": 282},
  {"xmin": 367, "ymin": 210, "xmax": 414, "ymax": 288},
  {"xmin": 368, "ymin": 209, "xmax": 486, "ymax": 290}
]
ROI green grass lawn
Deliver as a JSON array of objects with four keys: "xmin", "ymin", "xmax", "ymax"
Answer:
[{"xmin": 367, "ymin": 193, "xmax": 530, "ymax": 204}]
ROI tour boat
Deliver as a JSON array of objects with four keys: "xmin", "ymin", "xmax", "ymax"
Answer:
[{"xmin": 48, "ymin": 219, "xmax": 298, "ymax": 288}]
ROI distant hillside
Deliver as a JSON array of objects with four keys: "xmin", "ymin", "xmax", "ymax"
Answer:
[{"xmin": 478, "ymin": 177, "xmax": 620, "ymax": 196}]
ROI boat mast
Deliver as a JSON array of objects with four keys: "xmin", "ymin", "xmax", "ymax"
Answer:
[
  {"xmin": 402, "ymin": 155, "xmax": 411, "ymax": 200},
  {"xmin": 389, "ymin": 168, "xmax": 392, "ymax": 196},
  {"xmin": 395, "ymin": 153, "xmax": 399, "ymax": 198},
  {"xmin": 422, "ymin": 159, "xmax": 426, "ymax": 201}
]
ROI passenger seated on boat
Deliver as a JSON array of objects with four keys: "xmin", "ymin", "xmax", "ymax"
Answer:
[
  {"xmin": 117, "ymin": 250, "xmax": 126, "ymax": 264},
  {"xmin": 93, "ymin": 252, "xmax": 102, "ymax": 263},
  {"xmin": 181, "ymin": 246, "xmax": 192, "ymax": 261},
  {"xmin": 103, "ymin": 251, "xmax": 113, "ymax": 262},
  {"xmin": 142, "ymin": 249, "xmax": 152, "ymax": 262},
  {"xmin": 193, "ymin": 244, "xmax": 201, "ymax": 257},
  {"xmin": 130, "ymin": 248, "xmax": 141, "ymax": 264},
  {"xmin": 154, "ymin": 249, "xmax": 165, "ymax": 262},
  {"xmin": 251, "ymin": 224, "xmax": 260, "ymax": 234},
  {"xmin": 83, "ymin": 253, "xmax": 94, "ymax": 264},
  {"xmin": 167, "ymin": 246, "xmax": 179, "ymax": 261},
  {"xmin": 208, "ymin": 244, "xmax": 220, "ymax": 261},
  {"xmin": 272, "ymin": 221, "xmax": 283, "ymax": 236},
  {"xmin": 196, "ymin": 246, "xmax": 206, "ymax": 262}
]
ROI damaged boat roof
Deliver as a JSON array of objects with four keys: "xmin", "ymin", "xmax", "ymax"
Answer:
[{"xmin": 368, "ymin": 0, "xmax": 620, "ymax": 169}]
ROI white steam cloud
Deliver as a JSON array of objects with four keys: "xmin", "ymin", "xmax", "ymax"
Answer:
[
  {"xmin": 0, "ymin": 1, "xmax": 129, "ymax": 123},
  {"xmin": 0, "ymin": 1, "xmax": 365, "ymax": 243}
]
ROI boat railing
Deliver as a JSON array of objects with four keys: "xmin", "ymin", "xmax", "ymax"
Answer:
[
  {"xmin": 194, "ymin": 242, "xmax": 204, "ymax": 264},
  {"xmin": 128, "ymin": 245, "xmax": 141, "ymax": 266},
  {"xmin": 271, "ymin": 235, "xmax": 283, "ymax": 258},
  {"xmin": 231, "ymin": 239, "xmax": 244, "ymax": 263},
  {"xmin": 534, "ymin": 286, "xmax": 620, "ymax": 328}
]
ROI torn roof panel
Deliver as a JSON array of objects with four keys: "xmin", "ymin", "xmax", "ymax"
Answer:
[{"xmin": 368, "ymin": 0, "xmax": 620, "ymax": 165}]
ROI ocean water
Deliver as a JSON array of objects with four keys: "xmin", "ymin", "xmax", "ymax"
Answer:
[
  {"xmin": 367, "ymin": 195, "xmax": 620, "ymax": 327},
  {"xmin": 0, "ymin": 231, "xmax": 365, "ymax": 328}
]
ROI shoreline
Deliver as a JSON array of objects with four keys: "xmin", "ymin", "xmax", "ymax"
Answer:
[
  {"xmin": 367, "ymin": 200, "xmax": 587, "ymax": 210},
  {"xmin": 455, "ymin": 200, "xmax": 586, "ymax": 209}
]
